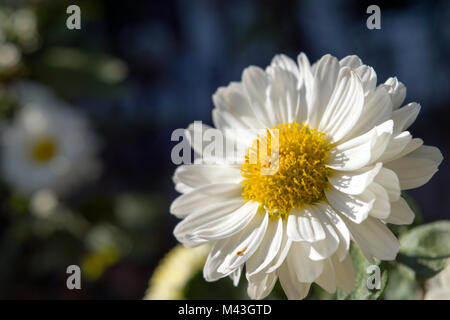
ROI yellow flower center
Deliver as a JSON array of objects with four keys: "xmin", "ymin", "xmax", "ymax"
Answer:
[
  {"xmin": 241, "ymin": 122, "xmax": 333, "ymax": 219},
  {"xmin": 30, "ymin": 138, "xmax": 57, "ymax": 163}
]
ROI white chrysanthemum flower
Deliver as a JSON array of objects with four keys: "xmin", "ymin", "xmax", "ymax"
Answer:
[
  {"xmin": 1, "ymin": 82, "xmax": 100, "ymax": 195},
  {"xmin": 170, "ymin": 53, "xmax": 443, "ymax": 299}
]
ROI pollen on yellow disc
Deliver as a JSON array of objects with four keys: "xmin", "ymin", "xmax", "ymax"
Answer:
[
  {"xmin": 241, "ymin": 122, "xmax": 333, "ymax": 219},
  {"xmin": 30, "ymin": 138, "xmax": 57, "ymax": 163}
]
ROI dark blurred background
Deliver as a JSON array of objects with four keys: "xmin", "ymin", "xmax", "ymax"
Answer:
[{"xmin": 0, "ymin": 0, "xmax": 448, "ymax": 299}]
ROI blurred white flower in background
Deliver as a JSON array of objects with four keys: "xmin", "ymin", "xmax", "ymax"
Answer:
[
  {"xmin": 424, "ymin": 260, "xmax": 450, "ymax": 300},
  {"xmin": 0, "ymin": 7, "xmax": 39, "ymax": 76},
  {"xmin": 1, "ymin": 82, "xmax": 101, "ymax": 195}
]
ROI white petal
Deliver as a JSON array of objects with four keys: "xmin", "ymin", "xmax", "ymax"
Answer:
[
  {"xmin": 212, "ymin": 108, "xmax": 250, "ymax": 132},
  {"xmin": 204, "ymin": 240, "xmax": 235, "ymax": 281},
  {"xmin": 185, "ymin": 121, "xmax": 249, "ymax": 162},
  {"xmin": 267, "ymin": 67, "xmax": 302, "ymax": 124},
  {"xmin": 242, "ymin": 66, "xmax": 273, "ymax": 126},
  {"xmin": 266, "ymin": 221, "xmax": 292, "ymax": 273},
  {"xmin": 268, "ymin": 54, "xmax": 300, "ymax": 80},
  {"xmin": 318, "ymin": 67, "xmax": 364, "ymax": 143},
  {"xmin": 367, "ymin": 182, "xmax": 391, "ymax": 219},
  {"xmin": 217, "ymin": 212, "xmax": 269, "ymax": 273},
  {"xmin": 386, "ymin": 137, "xmax": 423, "ymax": 162},
  {"xmin": 170, "ymin": 183, "xmax": 242, "ymax": 218},
  {"xmin": 355, "ymin": 65, "xmax": 377, "ymax": 95},
  {"xmin": 278, "ymin": 261, "xmax": 311, "ymax": 300},
  {"xmin": 315, "ymin": 258, "xmax": 337, "ymax": 293},
  {"xmin": 321, "ymin": 203, "xmax": 351, "ymax": 261},
  {"xmin": 246, "ymin": 270, "xmax": 278, "ymax": 300},
  {"xmin": 229, "ymin": 266, "xmax": 242, "ymax": 287},
  {"xmin": 332, "ymin": 253, "xmax": 355, "ymax": 293},
  {"xmin": 174, "ymin": 200, "xmax": 258, "ymax": 247},
  {"xmin": 212, "ymin": 83, "xmax": 265, "ymax": 130},
  {"xmin": 288, "ymin": 242, "xmax": 324, "ymax": 282},
  {"xmin": 174, "ymin": 164, "xmax": 242, "ymax": 188},
  {"xmin": 391, "ymin": 102, "xmax": 420, "ymax": 133},
  {"xmin": 378, "ymin": 131, "xmax": 412, "ymax": 163},
  {"xmin": 327, "ymin": 130, "xmax": 375, "ymax": 171},
  {"xmin": 385, "ymin": 145, "xmax": 443, "ymax": 190},
  {"xmin": 307, "ymin": 54, "xmax": 340, "ymax": 128},
  {"xmin": 246, "ymin": 217, "xmax": 283, "ymax": 277},
  {"xmin": 342, "ymin": 85, "xmax": 392, "ymax": 141},
  {"xmin": 286, "ymin": 206, "xmax": 325, "ymax": 242},
  {"xmin": 327, "ymin": 120, "xmax": 392, "ymax": 171},
  {"xmin": 325, "ymin": 187, "xmax": 375, "ymax": 223},
  {"xmin": 297, "ymin": 53, "xmax": 314, "ymax": 105},
  {"xmin": 339, "ymin": 55, "xmax": 362, "ymax": 69},
  {"xmin": 374, "ymin": 167, "xmax": 401, "ymax": 201},
  {"xmin": 384, "ymin": 197, "xmax": 415, "ymax": 225},
  {"xmin": 384, "ymin": 77, "xmax": 406, "ymax": 110},
  {"xmin": 307, "ymin": 205, "xmax": 340, "ymax": 260},
  {"xmin": 346, "ymin": 216, "xmax": 400, "ymax": 262},
  {"xmin": 368, "ymin": 120, "xmax": 394, "ymax": 163},
  {"xmin": 328, "ymin": 163, "xmax": 382, "ymax": 195}
]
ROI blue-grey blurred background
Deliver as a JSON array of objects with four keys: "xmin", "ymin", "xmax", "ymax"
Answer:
[{"xmin": 0, "ymin": 0, "xmax": 448, "ymax": 299}]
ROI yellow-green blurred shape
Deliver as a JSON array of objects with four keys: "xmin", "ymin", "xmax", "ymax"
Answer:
[{"xmin": 144, "ymin": 244, "xmax": 209, "ymax": 300}]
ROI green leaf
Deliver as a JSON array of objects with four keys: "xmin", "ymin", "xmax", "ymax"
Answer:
[
  {"xmin": 337, "ymin": 244, "xmax": 388, "ymax": 300},
  {"xmin": 383, "ymin": 262, "xmax": 421, "ymax": 300},
  {"xmin": 398, "ymin": 221, "xmax": 450, "ymax": 279}
]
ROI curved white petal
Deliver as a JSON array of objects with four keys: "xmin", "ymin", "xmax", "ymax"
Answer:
[
  {"xmin": 385, "ymin": 145, "xmax": 443, "ymax": 190},
  {"xmin": 325, "ymin": 186, "xmax": 375, "ymax": 223},
  {"xmin": 242, "ymin": 66, "xmax": 273, "ymax": 127},
  {"xmin": 287, "ymin": 242, "xmax": 324, "ymax": 282},
  {"xmin": 339, "ymin": 55, "xmax": 362, "ymax": 69},
  {"xmin": 216, "ymin": 212, "xmax": 269, "ymax": 273},
  {"xmin": 391, "ymin": 102, "xmax": 420, "ymax": 134},
  {"xmin": 278, "ymin": 261, "xmax": 311, "ymax": 300},
  {"xmin": 229, "ymin": 266, "xmax": 243, "ymax": 287},
  {"xmin": 384, "ymin": 197, "xmax": 415, "ymax": 225},
  {"xmin": 247, "ymin": 270, "xmax": 278, "ymax": 300},
  {"xmin": 213, "ymin": 83, "xmax": 265, "ymax": 130},
  {"xmin": 332, "ymin": 253, "xmax": 355, "ymax": 293},
  {"xmin": 355, "ymin": 65, "xmax": 377, "ymax": 95},
  {"xmin": 342, "ymin": 85, "xmax": 392, "ymax": 141},
  {"xmin": 320, "ymin": 203, "xmax": 351, "ymax": 261},
  {"xmin": 318, "ymin": 67, "xmax": 364, "ymax": 143},
  {"xmin": 286, "ymin": 206, "xmax": 325, "ymax": 242},
  {"xmin": 203, "ymin": 240, "xmax": 236, "ymax": 282},
  {"xmin": 268, "ymin": 54, "xmax": 300, "ymax": 80},
  {"xmin": 170, "ymin": 183, "xmax": 242, "ymax": 218},
  {"xmin": 384, "ymin": 77, "xmax": 406, "ymax": 110},
  {"xmin": 367, "ymin": 182, "xmax": 391, "ymax": 219},
  {"xmin": 174, "ymin": 163, "xmax": 242, "ymax": 189},
  {"xmin": 315, "ymin": 258, "xmax": 337, "ymax": 293},
  {"xmin": 297, "ymin": 52, "xmax": 314, "ymax": 106},
  {"xmin": 328, "ymin": 163, "xmax": 382, "ymax": 195},
  {"xmin": 373, "ymin": 167, "xmax": 401, "ymax": 201},
  {"xmin": 267, "ymin": 67, "xmax": 302, "ymax": 124},
  {"xmin": 246, "ymin": 217, "xmax": 283, "ymax": 277},
  {"xmin": 307, "ymin": 205, "xmax": 340, "ymax": 260},
  {"xmin": 306, "ymin": 54, "xmax": 340, "ymax": 128},
  {"xmin": 174, "ymin": 200, "xmax": 258, "ymax": 247},
  {"xmin": 378, "ymin": 131, "xmax": 412, "ymax": 163},
  {"xmin": 266, "ymin": 220, "xmax": 292, "ymax": 273},
  {"xmin": 345, "ymin": 216, "xmax": 400, "ymax": 263},
  {"xmin": 327, "ymin": 120, "xmax": 392, "ymax": 171}
]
